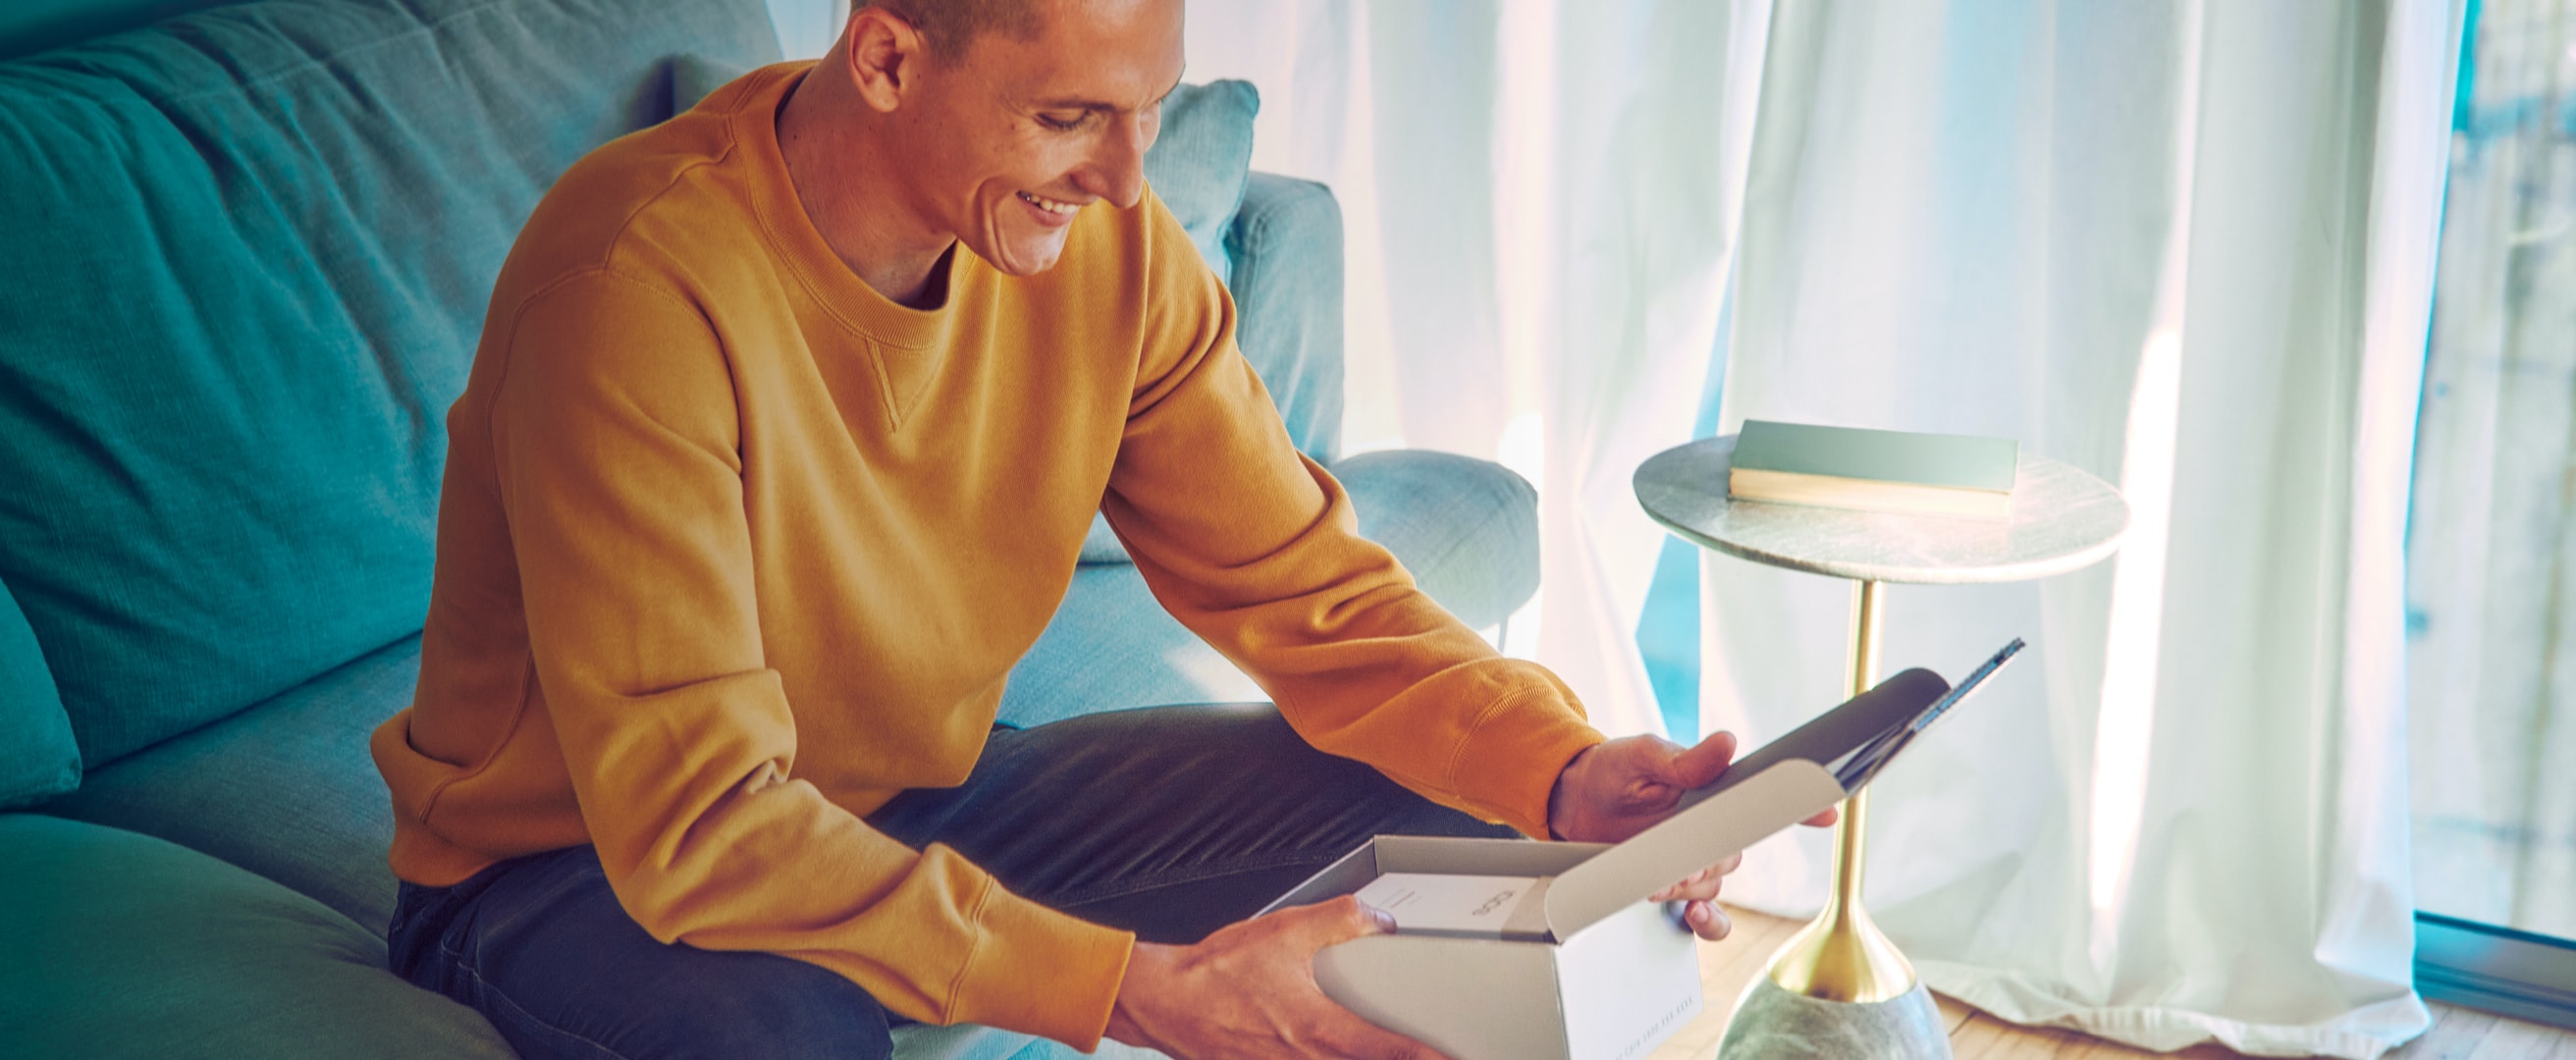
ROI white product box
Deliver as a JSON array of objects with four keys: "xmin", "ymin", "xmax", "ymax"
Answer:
[{"xmin": 1262, "ymin": 660, "xmax": 2005, "ymax": 1060}]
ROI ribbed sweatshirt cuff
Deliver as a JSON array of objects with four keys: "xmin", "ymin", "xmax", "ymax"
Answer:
[
  {"xmin": 949, "ymin": 880, "xmax": 1135, "ymax": 1049},
  {"xmin": 1449, "ymin": 692, "xmax": 1606, "ymax": 838}
]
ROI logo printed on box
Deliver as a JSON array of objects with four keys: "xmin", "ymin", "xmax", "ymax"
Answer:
[{"xmin": 1612, "ymin": 994, "xmax": 1699, "ymax": 1060}]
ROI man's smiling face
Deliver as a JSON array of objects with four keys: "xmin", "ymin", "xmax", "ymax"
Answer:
[{"xmin": 886, "ymin": 0, "xmax": 1186, "ymax": 278}]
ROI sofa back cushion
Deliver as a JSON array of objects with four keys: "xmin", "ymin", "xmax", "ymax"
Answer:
[
  {"xmin": 0, "ymin": 0, "xmax": 247, "ymax": 61},
  {"xmin": 0, "ymin": 0, "xmax": 779, "ymax": 767},
  {"xmin": 1142, "ymin": 80, "xmax": 1259, "ymax": 285},
  {"xmin": 0, "ymin": 581, "xmax": 78, "ymax": 809}
]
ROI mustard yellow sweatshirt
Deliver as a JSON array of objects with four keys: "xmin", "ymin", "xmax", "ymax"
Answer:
[{"xmin": 371, "ymin": 63, "xmax": 1602, "ymax": 1048}]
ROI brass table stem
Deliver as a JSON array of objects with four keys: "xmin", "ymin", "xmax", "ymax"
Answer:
[{"xmin": 1765, "ymin": 579, "xmax": 1919, "ymax": 1003}]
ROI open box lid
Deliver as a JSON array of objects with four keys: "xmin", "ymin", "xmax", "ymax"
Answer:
[
  {"xmin": 1268, "ymin": 642, "xmax": 2022, "ymax": 943},
  {"xmin": 1535, "ymin": 664, "xmax": 1977, "ymax": 941}
]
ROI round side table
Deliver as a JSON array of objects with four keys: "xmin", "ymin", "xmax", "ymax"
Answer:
[{"xmin": 1634, "ymin": 434, "xmax": 2128, "ymax": 1058}]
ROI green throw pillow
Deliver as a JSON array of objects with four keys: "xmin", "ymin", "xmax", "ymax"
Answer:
[
  {"xmin": 0, "ymin": 581, "xmax": 76, "ymax": 809},
  {"xmin": 0, "ymin": 814, "xmax": 514, "ymax": 1058}
]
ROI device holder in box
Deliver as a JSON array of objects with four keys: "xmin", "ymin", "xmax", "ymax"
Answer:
[{"xmin": 1260, "ymin": 640, "xmax": 2022, "ymax": 1060}]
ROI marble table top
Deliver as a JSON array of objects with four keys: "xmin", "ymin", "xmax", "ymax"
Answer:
[{"xmin": 1634, "ymin": 435, "xmax": 2130, "ymax": 585}]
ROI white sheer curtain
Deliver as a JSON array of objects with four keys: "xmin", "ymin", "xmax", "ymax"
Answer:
[
  {"xmin": 1186, "ymin": 0, "xmax": 1769, "ymax": 738},
  {"xmin": 1704, "ymin": 0, "xmax": 2454, "ymax": 1056},
  {"xmin": 1190, "ymin": 0, "xmax": 2457, "ymax": 1056}
]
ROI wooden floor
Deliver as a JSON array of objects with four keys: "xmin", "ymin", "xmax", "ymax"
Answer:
[{"xmin": 1646, "ymin": 907, "xmax": 2576, "ymax": 1060}]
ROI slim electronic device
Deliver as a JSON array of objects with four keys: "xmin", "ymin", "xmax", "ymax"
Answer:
[
  {"xmin": 1674, "ymin": 637, "xmax": 2026, "ymax": 815},
  {"xmin": 1833, "ymin": 637, "xmax": 2023, "ymax": 790}
]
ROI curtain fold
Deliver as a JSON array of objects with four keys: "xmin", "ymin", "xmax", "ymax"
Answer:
[
  {"xmin": 1704, "ymin": 1, "xmax": 2455, "ymax": 1055},
  {"xmin": 1187, "ymin": 0, "xmax": 1773, "ymax": 737},
  {"xmin": 1530, "ymin": 0, "xmax": 1772, "ymax": 739},
  {"xmin": 1367, "ymin": 2, "xmax": 1509, "ymax": 460}
]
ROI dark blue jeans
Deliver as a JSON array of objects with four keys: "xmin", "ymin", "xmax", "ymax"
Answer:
[{"xmin": 386, "ymin": 703, "xmax": 1518, "ymax": 1060}]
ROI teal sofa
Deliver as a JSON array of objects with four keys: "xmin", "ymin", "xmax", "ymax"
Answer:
[{"xmin": 0, "ymin": 0, "xmax": 1541, "ymax": 1057}]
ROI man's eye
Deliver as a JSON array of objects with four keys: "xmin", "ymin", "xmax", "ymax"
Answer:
[{"xmin": 1037, "ymin": 113, "xmax": 1087, "ymax": 132}]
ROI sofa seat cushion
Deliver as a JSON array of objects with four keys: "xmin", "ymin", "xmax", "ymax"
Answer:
[
  {"xmin": 42, "ymin": 635, "xmax": 425, "ymax": 931},
  {"xmin": 1005, "ymin": 450, "xmax": 1539, "ymax": 727},
  {"xmin": 0, "ymin": 0, "xmax": 779, "ymax": 768},
  {"xmin": 1328, "ymin": 450, "xmax": 1541, "ymax": 631},
  {"xmin": 894, "ymin": 1024, "xmax": 1047, "ymax": 1060},
  {"xmin": 1001, "ymin": 561, "xmax": 1266, "ymax": 728},
  {"xmin": 0, "ymin": 814, "xmax": 513, "ymax": 1059},
  {"xmin": 0, "ymin": 578, "xmax": 77, "ymax": 809}
]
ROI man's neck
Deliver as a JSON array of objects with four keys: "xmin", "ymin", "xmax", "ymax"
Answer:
[{"xmin": 776, "ymin": 72, "xmax": 955, "ymax": 310}]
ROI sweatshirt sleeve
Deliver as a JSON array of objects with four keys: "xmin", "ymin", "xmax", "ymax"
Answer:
[
  {"xmin": 1101, "ymin": 198, "xmax": 1606, "ymax": 838},
  {"xmin": 487, "ymin": 270, "xmax": 1131, "ymax": 1047}
]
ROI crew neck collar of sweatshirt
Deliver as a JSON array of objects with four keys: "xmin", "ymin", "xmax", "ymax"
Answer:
[{"xmin": 743, "ymin": 66, "xmax": 963, "ymax": 352}]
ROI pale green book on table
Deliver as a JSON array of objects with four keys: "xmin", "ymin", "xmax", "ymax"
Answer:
[{"xmin": 1728, "ymin": 420, "xmax": 2019, "ymax": 519}]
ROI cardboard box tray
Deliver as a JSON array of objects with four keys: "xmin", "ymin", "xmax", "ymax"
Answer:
[{"xmin": 1261, "ymin": 659, "xmax": 2012, "ymax": 1060}]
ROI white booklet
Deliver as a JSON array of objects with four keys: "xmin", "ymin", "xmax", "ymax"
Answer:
[{"xmin": 1353, "ymin": 873, "xmax": 1543, "ymax": 938}]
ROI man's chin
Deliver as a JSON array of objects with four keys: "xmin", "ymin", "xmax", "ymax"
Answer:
[{"xmin": 984, "ymin": 234, "xmax": 1071, "ymax": 278}]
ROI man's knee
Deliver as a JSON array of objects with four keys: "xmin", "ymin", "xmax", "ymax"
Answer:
[
  {"xmin": 474, "ymin": 935, "xmax": 896, "ymax": 1060},
  {"xmin": 642, "ymin": 957, "xmax": 897, "ymax": 1060},
  {"xmin": 412, "ymin": 848, "xmax": 900, "ymax": 1060}
]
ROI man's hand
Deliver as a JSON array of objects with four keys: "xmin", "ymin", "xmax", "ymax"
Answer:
[
  {"xmin": 1545, "ymin": 731, "xmax": 1839, "ymax": 941},
  {"xmin": 1103, "ymin": 896, "xmax": 1450, "ymax": 1060}
]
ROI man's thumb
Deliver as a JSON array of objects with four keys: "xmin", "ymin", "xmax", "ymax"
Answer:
[
  {"xmin": 1671, "ymin": 729, "xmax": 1740, "ymax": 787},
  {"xmin": 1300, "ymin": 895, "xmax": 1398, "ymax": 950}
]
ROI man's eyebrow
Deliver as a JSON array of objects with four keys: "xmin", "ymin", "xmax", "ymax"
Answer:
[{"xmin": 1031, "ymin": 74, "xmax": 1187, "ymax": 113}]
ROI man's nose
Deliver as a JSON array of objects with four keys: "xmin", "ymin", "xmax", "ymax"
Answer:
[{"xmin": 1077, "ymin": 111, "xmax": 1154, "ymax": 210}]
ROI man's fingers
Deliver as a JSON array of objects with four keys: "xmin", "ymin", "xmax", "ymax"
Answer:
[
  {"xmin": 1654, "ymin": 876, "xmax": 1725, "ymax": 904},
  {"xmin": 1293, "ymin": 895, "xmax": 1397, "ymax": 952},
  {"xmin": 1650, "ymin": 853, "xmax": 1742, "ymax": 902},
  {"xmin": 1803, "ymin": 805, "xmax": 1842, "ymax": 827},
  {"xmin": 1648, "ymin": 865, "xmax": 1710, "ymax": 902},
  {"xmin": 1668, "ymin": 729, "xmax": 1739, "ymax": 788},
  {"xmin": 1683, "ymin": 900, "xmax": 1733, "ymax": 941},
  {"xmin": 1650, "ymin": 863, "xmax": 1711, "ymax": 902}
]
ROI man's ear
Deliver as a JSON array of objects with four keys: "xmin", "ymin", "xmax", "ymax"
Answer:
[{"xmin": 842, "ymin": 7, "xmax": 927, "ymax": 113}]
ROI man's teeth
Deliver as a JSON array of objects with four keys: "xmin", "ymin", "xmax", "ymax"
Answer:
[{"xmin": 1019, "ymin": 190, "xmax": 1079, "ymax": 215}]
